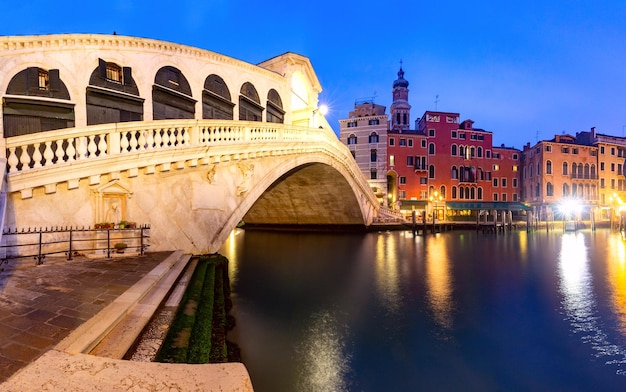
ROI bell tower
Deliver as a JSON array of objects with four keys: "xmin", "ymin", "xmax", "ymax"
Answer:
[{"xmin": 390, "ymin": 63, "xmax": 411, "ymax": 132}]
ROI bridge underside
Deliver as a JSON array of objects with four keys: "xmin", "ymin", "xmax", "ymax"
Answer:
[{"xmin": 243, "ymin": 163, "xmax": 365, "ymax": 227}]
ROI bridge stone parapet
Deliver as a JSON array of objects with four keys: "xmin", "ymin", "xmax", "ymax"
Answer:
[{"xmin": 4, "ymin": 120, "xmax": 380, "ymax": 254}]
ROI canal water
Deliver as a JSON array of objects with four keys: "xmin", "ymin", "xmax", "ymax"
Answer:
[{"xmin": 219, "ymin": 228, "xmax": 626, "ymax": 391}]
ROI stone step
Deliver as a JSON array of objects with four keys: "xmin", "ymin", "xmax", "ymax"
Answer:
[{"xmin": 55, "ymin": 250, "xmax": 191, "ymax": 356}]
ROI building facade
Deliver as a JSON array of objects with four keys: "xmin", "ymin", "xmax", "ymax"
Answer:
[
  {"xmin": 338, "ymin": 100, "xmax": 390, "ymax": 205},
  {"xmin": 521, "ymin": 127, "xmax": 626, "ymax": 223},
  {"xmin": 341, "ymin": 67, "xmax": 523, "ymax": 220}
]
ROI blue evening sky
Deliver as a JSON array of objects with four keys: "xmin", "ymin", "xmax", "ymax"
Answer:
[{"xmin": 1, "ymin": 0, "xmax": 625, "ymax": 151}]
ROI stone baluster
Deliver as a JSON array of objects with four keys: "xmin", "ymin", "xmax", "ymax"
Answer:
[
  {"xmin": 146, "ymin": 130, "xmax": 154, "ymax": 150},
  {"xmin": 162, "ymin": 128, "xmax": 171, "ymax": 147},
  {"xmin": 43, "ymin": 141, "xmax": 54, "ymax": 166},
  {"xmin": 154, "ymin": 129, "xmax": 163, "ymax": 149},
  {"xmin": 120, "ymin": 131, "xmax": 130, "ymax": 152},
  {"xmin": 66, "ymin": 138, "xmax": 76, "ymax": 162},
  {"xmin": 129, "ymin": 130, "xmax": 138, "ymax": 151},
  {"xmin": 98, "ymin": 134, "xmax": 108, "ymax": 156},
  {"xmin": 138, "ymin": 130, "xmax": 147, "ymax": 151},
  {"xmin": 32, "ymin": 143, "xmax": 43, "ymax": 168},
  {"xmin": 55, "ymin": 139, "xmax": 66, "ymax": 163},
  {"xmin": 20, "ymin": 145, "xmax": 32, "ymax": 170},
  {"xmin": 87, "ymin": 135, "xmax": 98, "ymax": 157},
  {"xmin": 7, "ymin": 147, "xmax": 19, "ymax": 173},
  {"xmin": 182, "ymin": 127, "xmax": 190, "ymax": 145}
]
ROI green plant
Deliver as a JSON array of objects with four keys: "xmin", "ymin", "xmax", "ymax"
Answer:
[{"xmin": 114, "ymin": 242, "xmax": 127, "ymax": 250}]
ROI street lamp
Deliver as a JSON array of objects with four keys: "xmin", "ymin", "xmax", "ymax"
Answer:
[{"xmin": 429, "ymin": 190, "xmax": 443, "ymax": 223}]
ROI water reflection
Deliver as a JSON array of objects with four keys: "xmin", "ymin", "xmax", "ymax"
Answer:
[
  {"xmin": 425, "ymin": 234, "xmax": 454, "ymax": 333},
  {"xmin": 296, "ymin": 311, "xmax": 351, "ymax": 392},
  {"xmin": 374, "ymin": 232, "xmax": 401, "ymax": 314},
  {"xmin": 558, "ymin": 232, "xmax": 626, "ymax": 374},
  {"xmin": 607, "ymin": 235, "xmax": 626, "ymax": 334}
]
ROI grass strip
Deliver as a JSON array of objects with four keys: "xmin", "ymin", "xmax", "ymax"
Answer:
[
  {"xmin": 187, "ymin": 261, "xmax": 215, "ymax": 363},
  {"xmin": 155, "ymin": 259, "xmax": 208, "ymax": 363}
]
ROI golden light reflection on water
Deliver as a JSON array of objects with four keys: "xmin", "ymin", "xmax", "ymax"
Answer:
[
  {"xmin": 374, "ymin": 232, "xmax": 401, "ymax": 313},
  {"xmin": 558, "ymin": 232, "xmax": 626, "ymax": 372},
  {"xmin": 425, "ymin": 234, "xmax": 453, "ymax": 331},
  {"xmin": 606, "ymin": 234, "xmax": 626, "ymax": 334},
  {"xmin": 296, "ymin": 311, "xmax": 350, "ymax": 392}
]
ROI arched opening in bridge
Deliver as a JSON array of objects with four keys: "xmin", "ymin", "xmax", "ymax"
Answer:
[{"xmin": 242, "ymin": 163, "xmax": 366, "ymax": 228}]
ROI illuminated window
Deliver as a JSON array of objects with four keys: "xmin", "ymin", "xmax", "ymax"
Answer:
[
  {"xmin": 38, "ymin": 69, "xmax": 49, "ymax": 90},
  {"xmin": 493, "ymin": 164, "xmax": 500, "ymax": 171},
  {"xmin": 106, "ymin": 63, "xmax": 122, "ymax": 83},
  {"xmin": 389, "ymin": 155, "xmax": 395, "ymax": 166}
]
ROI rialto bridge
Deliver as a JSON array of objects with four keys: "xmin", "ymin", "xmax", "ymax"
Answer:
[{"xmin": 0, "ymin": 34, "xmax": 388, "ymax": 255}]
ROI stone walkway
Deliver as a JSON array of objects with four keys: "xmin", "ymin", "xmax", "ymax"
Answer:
[{"xmin": 0, "ymin": 252, "xmax": 171, "ymax": 383}]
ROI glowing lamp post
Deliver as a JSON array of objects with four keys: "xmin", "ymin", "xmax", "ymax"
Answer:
[{"xmin": 430, "ymin": 191, "xmax": 443, "ymax": 223}]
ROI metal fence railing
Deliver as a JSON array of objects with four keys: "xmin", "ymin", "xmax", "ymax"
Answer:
[{"xmin": 0, "ymin": 224, "xmax": 150, "ymax": 268}]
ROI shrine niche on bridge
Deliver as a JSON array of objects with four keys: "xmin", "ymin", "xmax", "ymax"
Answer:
[{"xmin": 93, "ymin": 180, "xmax": 133, "ymax": 224}]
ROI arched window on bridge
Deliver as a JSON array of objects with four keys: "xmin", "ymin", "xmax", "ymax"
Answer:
[
  {"xmin": 266, "ymin": 89, "xmax": 284, "ymax": 123},
  {"xmin": 202, "ymin": 74, "xmax": 234, "ymax": 120},
  {"xmin": 153, "ymin": 66, "xmax": 196, "ymax": 120},
  {"xmin": 3, "ymin": 67, "xmax": 74, "ymax": 137},
  {"xmin": 86, "ymin": 59, "xmax": 143, "ymax": 125},
  {"xmin": 239, "ymin": 82, "xmax": 263, "ymax": 122}
]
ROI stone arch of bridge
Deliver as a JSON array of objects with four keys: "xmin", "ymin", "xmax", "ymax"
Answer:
[{"xmin": 208, "ymin": 153, "xmax": 376, "ymax": 251}]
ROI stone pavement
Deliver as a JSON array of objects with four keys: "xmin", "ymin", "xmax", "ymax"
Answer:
[{"xmin": 0, "ymin": 252, "xmax": 171, "ymax": 383}]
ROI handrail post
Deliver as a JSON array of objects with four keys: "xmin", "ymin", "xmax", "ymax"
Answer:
[
  {"xmin": 106, "ymin": 228, "xmax": 111, "ymax": 258},
  {"xmin": 68, "ymin": 227, "xmax": 73, "ymax": 260},
  {"xmin": 37, "ymin": 230, "xmax": 43, "ymax": 265}
]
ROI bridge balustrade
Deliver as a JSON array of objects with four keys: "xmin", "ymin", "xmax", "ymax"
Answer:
[{"xmin": 5, "ymin": 120, "xmax": 327, "ymax": 173}]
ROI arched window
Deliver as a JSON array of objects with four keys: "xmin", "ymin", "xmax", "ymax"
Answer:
[
  {"xmin": 87, "ymin": 59, "xmax": 142, "ymax": 125},
  {"xmin": 584, "ymin": 163, "xmax": 590, "ymax": 179},
  {"xmin": 562, "ymin": 162, "xmax": 568, "ymax": 175},
  {"xmin": 451, "ymin": 144, "xmax": 458, "ymax": 156},
  {"xmin": 429, "ymin": 143, "xmax": 435, "ymax": 155},
  {"xmin": 429, "ymin": 165, "xmax": 435, "ymax": 179},
  {"xmin": 370, "ymin": 149, "xmax": 377, "ymax": 162},
  {"xmin": 572, "ymin": 183, "xmax": 578, "ymax": 197},
  {"xmin": 477, "ymin": 146, "xmax": 483, "ymax": 158},
  {"xmin": 459, "ymin": 146, "xmax": 465, "ymax": 157},
  {"xmin": 571, "ymin": 163, "xmax": 577, "ymax": 178},
  {"xmin": 369, "ymin": 132, "xmax": 379, "ymax": 143},
  {"xmin": 477, "ymin": 187, "xmax": 483, "ymax": 200},
  {"xmin": 440, "ymin": 185, "xmax": 446, "ymax": 199},
  {"xmin": 546, "ymin": 160, "xmax": 552, "ymax": 174},
  {"xmin": 470, "ymin": 187, "xmax": 475, "ymax": 200},
  {"xmin": 452, "ymin": 186, "xmax": 457, "ymax": 199},
  {"xmin": 563, "ymin": 183, "xmax": 570, "ymax": 197},
  {"xmin": 4, "ymin": 67, "xmax": 73, "ymax": 136},
  {"xmin": 591, "ymin": 164, "xmax": 597, "ymax": 179},
  {"xmin": 535, "ymin": 183, "xmax": 540, "ymax": 197},
  {"xmin": 347, "ymin": 134, "xmax": 357, "ymax": 145},
  {"xmin": 239, "ymin": 82, "xmax": 263, "ymax": 121},
  {"xmin": 452, "ymin": 166, "xmax": 458, "ymax": 179},
  {"xmin": 459, "ymin": 186, "xmax": 465, "ymax": 199},
  {"xmin": 153, "ymin": 66, "xmax": 195, "ymax": 120},
  {"xmin": 203, "ymin": 74, "xmax": 233, "ymax": 120},
  {"xmin": 266, "ymin": 89, "xmax": 284, "ymax": 123},
  {"xmin": 470, "ymin": 146, "xmax": 475, "ymax": 157},
  {"xmin": 546, "ymin": 182, "xmax": 554, "ymax": 196},
  {"xmin": 577, "ymin": 163, "xmax": 583, "ymax": 178}
]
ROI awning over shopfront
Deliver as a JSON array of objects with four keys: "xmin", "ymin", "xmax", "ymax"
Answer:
[
  {"xmin": 446, "ymin": 201, "xmax": 532, "ymax": 211},
  {"xmin": 399, "ymin": 200, "xmax": 429, "ymax": 209}
]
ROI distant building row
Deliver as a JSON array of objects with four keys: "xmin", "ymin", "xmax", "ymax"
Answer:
[{"xmin": 339, "ymin": 68, "xmax": 625, "ymax": 222}]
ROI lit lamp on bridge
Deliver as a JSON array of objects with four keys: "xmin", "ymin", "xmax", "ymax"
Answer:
[{"xmin": 311, "ymin": 104, "xmax": 329, "ymax": 128}]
